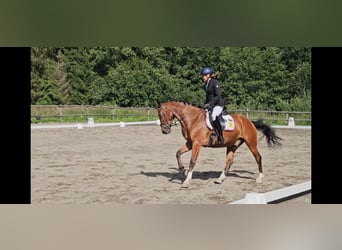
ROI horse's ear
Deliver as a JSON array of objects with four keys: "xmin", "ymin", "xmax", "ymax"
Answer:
[{"xmin": 156, "ymin": 100, "xmax": 161, "ymax": 107}]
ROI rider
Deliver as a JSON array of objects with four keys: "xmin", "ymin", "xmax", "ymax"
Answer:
[{"xmin": 200, "ymin": 67, "xmax": 226, "ymax": 144}]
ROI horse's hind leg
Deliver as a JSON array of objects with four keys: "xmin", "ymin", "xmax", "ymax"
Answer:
[
  {"xmin": 246, "ymin": 143, "xmax": 263, "ymax": 183},
  {"xmin": 215, "ymin": 150, "xmax": 234, "ymax": 184},
  {"xmin": 176, "ymin": 141, "xmax": 192, "ymax": 175},
  {"xmin": 254, "ymin": 150, "xmax": 263, "ymax": 183}
]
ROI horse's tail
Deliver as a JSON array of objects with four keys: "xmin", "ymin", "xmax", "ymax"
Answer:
[{"xmin": 252, "ymin": 119, "xmax": 283, "ymax": 148}]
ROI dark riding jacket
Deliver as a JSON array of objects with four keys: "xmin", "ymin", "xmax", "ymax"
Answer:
[{"xmin": 204, "ymin": 78, "xmax": 226, "ymax": 107}]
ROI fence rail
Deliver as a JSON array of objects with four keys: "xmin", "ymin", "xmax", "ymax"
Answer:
[
  {"xmin": 31, "ymin": 105, "xmax": 311, "ymax": 125},
  {"xmin": 230, "ymin": 181, "xmax": 311, "ymax": 204}
]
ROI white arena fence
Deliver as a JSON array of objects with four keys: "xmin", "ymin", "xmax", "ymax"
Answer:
[
  {"xmin": 31, "ymin": 119, "xmax": 161, "ymax": 129},
  {"xmin": 31, "ymin": 105, "xmax": 311, "ymax": 126},
  {"xmin": 230, "ymin": 181, "xmax": 311, "ymax": 204},
  {"xmin": 31, "ymin": 117, "xmax": 311, "ymax": 130},
  {"xmin": 31, "ymin": 118, "xmax": 311, "ymax": 203}
]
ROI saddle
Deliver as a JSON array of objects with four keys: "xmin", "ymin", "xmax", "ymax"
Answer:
[{"xmin": 205, "ymin": 109, "xmax": 235, "ymax": 131}]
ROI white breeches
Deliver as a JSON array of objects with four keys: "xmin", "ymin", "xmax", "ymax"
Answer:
[{"xmin": 211, "ymin": 106, "xmax": 223, "ymax": 121}]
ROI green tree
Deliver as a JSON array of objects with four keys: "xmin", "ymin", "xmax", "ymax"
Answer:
[
  {"xmin": 31, "ymin": 47, "xmax": 64, "ymax": 104},
  {"xmin": 31, "ymin": 47, "xmax": 311, "ymax": 111}
]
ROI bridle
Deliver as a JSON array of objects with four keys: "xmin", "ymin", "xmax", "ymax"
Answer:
[{"xmin": 160, "ymin": 110, "xmax": 172, "ymax": 130}]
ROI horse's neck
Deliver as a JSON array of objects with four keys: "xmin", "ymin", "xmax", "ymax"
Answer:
[
  {"xmin": 171, "ymin": 106, "xmax": 202, "ymax": 128},
  {"xmin": 170, "ymin": 107, "xmax": 186, "ymax": 123}
]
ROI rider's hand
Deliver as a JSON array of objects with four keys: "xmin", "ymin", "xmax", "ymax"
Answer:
[{"xmin": 203, "ymin": 103, "xmax": 212, "ymax": 109}]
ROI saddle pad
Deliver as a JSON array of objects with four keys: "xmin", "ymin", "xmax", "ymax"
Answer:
[
  {"xmin": 205, "ymin": 111, "xmax": 235, "ymax": 131},
  {"xmin": 223, "ymin": 115, "xmax": 235, "ymax": 131}
]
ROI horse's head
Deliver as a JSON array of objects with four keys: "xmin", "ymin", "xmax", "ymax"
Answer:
[{"xmin": 157, "ymin": 105, "xmax": 175, "ymax": 134}]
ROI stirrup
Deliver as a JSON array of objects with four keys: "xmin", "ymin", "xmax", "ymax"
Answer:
[
  {"xmin": 215, "ymin": 129, "xmax": 224, "ymax": 144},
  {"xmin": 217, "ymin": 136, "xmax": 224, "ymax": 144},
  {"xmin": 213, "ymin": 129, "xmax": 224, "ymax": 144}
]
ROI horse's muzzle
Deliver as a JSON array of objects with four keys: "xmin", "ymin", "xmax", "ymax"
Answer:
[{"xmin": 161, "ymin": 127, "xmax": 171, "ymax": 134}]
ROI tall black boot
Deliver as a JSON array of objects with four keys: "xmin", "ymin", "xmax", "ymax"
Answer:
[{"xmin": 214, "ymin": 118, "xmax": 224, "ymax": 144}]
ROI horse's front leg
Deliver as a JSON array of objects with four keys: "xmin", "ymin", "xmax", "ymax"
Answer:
[
  {"xmin": 176, "ymin": 141, "xmax": 192, "ymax": 175},
  {"xmin": 181, "ymin": 142, "xmax": 201, "ymax": 188},
  {"xmin": 215, "ymin": 143, "xmax": 242, "ymax": 184}
]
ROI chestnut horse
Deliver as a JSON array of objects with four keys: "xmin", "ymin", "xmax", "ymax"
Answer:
[{"xmin": 157, "ymin": 101, "xmax": 282, "ymax": 188}]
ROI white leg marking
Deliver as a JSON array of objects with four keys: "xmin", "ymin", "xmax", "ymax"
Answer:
[
  {"xmin": 215, "ymin": 171, "xmax": 226, "ymax": 184},
  {"xmin": 181, "ymin": 170, "xmax": 193, "ymax": 188},
  {"xmin": 256, "ymin": 173, "xmax": 264, "ymax": 183}
]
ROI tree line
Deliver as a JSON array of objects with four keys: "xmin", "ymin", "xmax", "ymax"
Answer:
[{"xmin": 31, "ymin": 47, "xmax": 311, "ymax": 111}]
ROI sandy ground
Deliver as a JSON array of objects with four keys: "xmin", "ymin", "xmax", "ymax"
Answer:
[{"xmin": 31, "ymin": 125, "xmax": 311, "ymax": 204}]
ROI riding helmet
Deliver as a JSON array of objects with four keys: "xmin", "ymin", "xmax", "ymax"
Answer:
[{"xmin": 200, "ymin": 67, "xmax": 213, "ymax": 75}]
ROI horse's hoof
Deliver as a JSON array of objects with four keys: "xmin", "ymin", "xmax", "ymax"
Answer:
[
  {"xmin": 256, "ymin": 173, "xmax": 264, "ymax": 184},
  {"xmin": 214, "ymin": 179, "xmax": 223, "ymax": 184},
  {"xmin": 256, "ymin": 178, "xmax": 263, "ymax": 184},
  {"xmin": 181, "ymin": 182, "xmax": 190, "ymax": 188}
]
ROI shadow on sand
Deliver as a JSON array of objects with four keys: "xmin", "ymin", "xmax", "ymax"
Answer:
[{"xmin": 140, "ymin": 167, "xmax": 255, "ymax": 183}]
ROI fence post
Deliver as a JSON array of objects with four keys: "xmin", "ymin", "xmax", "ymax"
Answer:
[
  {"xmin": 285, "ymin": 113, "xmax": 289, "ymax": 125},
  {"xmin": 288, "ymin": 117, "xmax": 295, "ymax": 127},
  {"xmin": 112, "ymin": 108, "xmax": 115, "ymax": 120},
  {"xmin": 87, "ymin": 117, "xmax": 95, "ymax": 127},
  {"xmin": 58, "ymin": 105, "xmax": 63, "ymax": 122}
]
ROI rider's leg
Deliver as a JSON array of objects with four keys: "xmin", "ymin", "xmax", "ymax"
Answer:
[
  {"xmin": 211, "ymin": 106, "xmax": 224, "ymax": 144},
  {"xmin": 211, "ymin": 106, "xmax": 223, "ymax": 120},
  {"xmin": 214, "ymin": 118, "xmax": 224, "ymax": 144}
]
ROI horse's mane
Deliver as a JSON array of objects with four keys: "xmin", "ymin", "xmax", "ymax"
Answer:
[
  {"xmin": 162, "ymin": 100, "xmax": 203, "ymax": 109},
  {"xmin": 185, "ymin": 102, "xmax": 203, "ymax": 109}
]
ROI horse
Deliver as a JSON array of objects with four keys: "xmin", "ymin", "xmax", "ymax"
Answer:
[{"xmin": 157, "ymin": 101, "xmax": 283, "ymax": 188}]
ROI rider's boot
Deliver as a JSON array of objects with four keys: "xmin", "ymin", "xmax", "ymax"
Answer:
[{"xmin": 214, "ymin": 118, "xmax": 224, "ymax": 144}]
